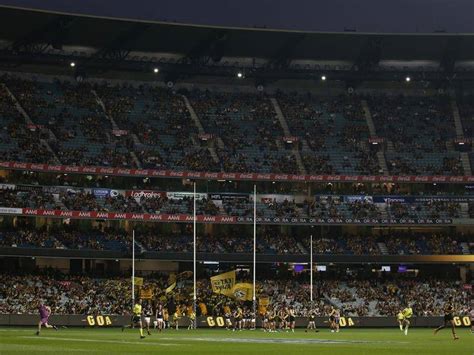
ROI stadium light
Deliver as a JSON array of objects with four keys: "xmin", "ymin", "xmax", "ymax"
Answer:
[
  {"xmin": 153, "ymin": 68, "xmax": 159, "ymax": 74},
  {"xmin": 405, "ymin": 76, "xmax": 411, "ymax": 82},
  {"xmin": 321, "ymin": 75, "xmax": 327, "ymax": 81},
  {"xmin": 237, "ymin": 72, "xmax": 243, "ymax": 78},
  {"xmin": 70, "ymin": 62, "xmax": 75, "ymax": 68}
]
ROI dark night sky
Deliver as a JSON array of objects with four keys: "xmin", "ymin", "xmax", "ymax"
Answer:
[{"xmin": 0, "ymin": 0, "xmax": 473, "ymax": 33}]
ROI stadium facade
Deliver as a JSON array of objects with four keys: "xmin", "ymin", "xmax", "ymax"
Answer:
[{"xmin": 0, "ymin": 6, "xmax": 472, "ymax": 329}]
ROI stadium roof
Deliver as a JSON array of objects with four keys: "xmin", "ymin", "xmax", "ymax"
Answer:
[{"xmin": 1, "ymin": 5, "xmax": 474, "ymax": 62}]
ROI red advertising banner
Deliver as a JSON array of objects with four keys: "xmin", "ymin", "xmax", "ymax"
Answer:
[
  {"xmin": 282, "ymin": 136, "xmax": 299, "ymax": 143},
  {"xmin": 112, "ymin": 129, "xmax": 128, "ymax": 137},
  {"xmin": 0, "ymin": 161, "xmax": 472, "ymax": 184},
  {"xmin": 198, "ymin": 133, "xmax": 214, "ymax": 141},
  {"xmin": 369, "ymin": 137, "xmax": 384, "ymax": 144},
  {"xmin": 27, "ymin": 124, "xmax": 44, "ymax": 131},
  {"xmin": 0, "ymin": 207, "xmax": 453, "ymax": 225}
]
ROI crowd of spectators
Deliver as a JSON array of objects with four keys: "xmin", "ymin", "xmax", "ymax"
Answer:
[
  {"xmin": 276, "ymin": 92, "xmax": 381, "ymax": 175},
  {"xmin": 189, "ymin": 90, "xmax": 290, "ymax": 173},
  {"xmin": 368, "ymin": 94, "xmax": 463, "ymax": 175},
  {"xmin": 1, "ymin": 187, "xmax": 469, "ymax": 222},
  {"xmin": 0, "ymin": 269, "xmax": 470, "ymax": 318},
  {"xmin": 1, "ymin": 222, "xmax": 471, "ymax": 255},
  {"xmin": 0, "ymin": 271, "xmax": 132, "ymax": 315},
  {"xmin": 0, "ymin": 225, "xmax": 131, "ymax": 251},
  {"xmin": 382, "ymin": 232, "xmax": 470, "ymax": 255},
  {"xmin": 386, "ymin": 200, "xmax": 462, "ymax": 219},
  {"xmin": 0, "ymin": 75, "xmax": 469, "ymax": 176},
  {"xmin": 350, "ymin": 278, "xmax": 469, "ymax": 317}
]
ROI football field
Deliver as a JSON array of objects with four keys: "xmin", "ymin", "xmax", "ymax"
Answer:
[{"xmin": 0, "ymin": 327, "xmax": 473, "ymax": 354}]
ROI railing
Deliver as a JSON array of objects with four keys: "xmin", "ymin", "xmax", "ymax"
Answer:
[{"xmin": 1, "ymin": 161, "xmax": 472, "ymax": 184}]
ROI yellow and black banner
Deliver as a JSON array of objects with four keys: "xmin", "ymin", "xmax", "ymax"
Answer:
[
  {"xmin": 165, "ymin": 282, "xmax": 176, "ymax": 294},
  {"xmin": 210, "ymin": 270, "xmax": 236, "ymax": 296},
  {"xmin": 140, "ymin": 288, "xmax": 153, "ymax": 299},
  {"xmin": 231, "ymin": 283, "xmax": 253, "ymax": 301},
  {"xmin": 133, "ymin": 277, "xmax": 144, "ymax": 287}
]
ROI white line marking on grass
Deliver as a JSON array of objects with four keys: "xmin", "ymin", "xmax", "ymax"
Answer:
[
  {"xmin": 156, "ymin": 336, "xmax": 410, "ymax": 345},
  {"xmin": 21, "ymin": 336, "xmax": 182, "ymax": 347}
]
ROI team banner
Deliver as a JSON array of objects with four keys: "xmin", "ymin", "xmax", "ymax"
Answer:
[
  {"xmin": 1, "ymin": 161, "xmax": 473, "ymax": 184},
  {"xmin": 259, "ymin": 297, "xmax": 270, "ymax": 306},
  {"xmin": 231, "ymin": 283, "xmax": 253, "ymax": 301},
  {"xmin": 133, "ymin": 277, "xmax": 144, "ymax": 287},
  {"xmin": 0, "ymin": 207, "xmax": 454, "ymax": 225},
  {"xmin": 165, "ymin": 282, "xmax": 176, "ymax": 294},
  {"xmin": 139, "ymin": 288, "xmax": 153, "ymax": 299},
  {"xmin": 210, "ymin": 270, "xmax": 236, "ymax": 296}
]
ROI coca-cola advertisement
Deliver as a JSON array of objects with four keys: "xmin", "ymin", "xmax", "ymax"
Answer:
[{"xmin": 1, "ymin": 160, "xmax": 473, "ymax": 184}]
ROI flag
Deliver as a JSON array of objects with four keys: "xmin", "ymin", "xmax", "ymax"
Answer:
[
  {"xmin": 140, "ymin": 288, "xmax": 153, "ymax": 299},
  {"xmin": 258, "ymin": 297, "xmax": 270, "ymax": 314},
  {"xmin": 168, "ymin": 273, "xmax": 176, "ymax": 285},
  {"xmin": 210, "ymin": 270, "xmax": 236, "ymax": 296},
  {"xmin": 259, "ymin": 297, "xmax": 270, "ymax": 306},
  {"xmin": 133, "ymin": 277, "xmax": 144, "ymax": 287},
  {"xmin": 165, "ymin": 282, "xmax": 177, "ymax": 294},
  {"xmin": 231, "ymin": 283, "xmax": 254, "ymax": 301}
]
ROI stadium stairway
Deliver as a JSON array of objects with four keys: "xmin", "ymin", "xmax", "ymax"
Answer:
[
  {"xmin": 91, "ymin": 89, "xmax": 120, "ymax": 131},
  {"xmin": 460, "ymin": 203, "xmax": 470, "ymax": 219},
  {"xmin": 270, "ymin": 97, "xmax": 307, "ymax": 174},
  {"xmin": 216, "ymin": 137, "xmax": 225, "ymax": 150},
  {"xmin": 296, "ymin": 241, "xmax": 307, "ymax": 254},
  {"xmin": 377, "ymin": 242, "xmax": 389, "ymax": 255},
  {"xmin": 323, "ymin": 294, "xmax": 341, "ymax": 309},
  {"xmin": 133, "ymin": 239, "xmax": 146, "ymax": 253},
  {"xmin": 361, "ymin": 99, "xmax": 389, "ymax": 174},
  {"xmin": 181, "ymin": 94, "xmax": 220, "ymax": 165},
  {"xmin": 385, "ymin": 140, "xmax": 396, "ymax": 170},
  {"xmin": 450, "ymin": 96, "xmax": 472, "ymax": 175},
  {"xmin": 91, "ymin": 89, "xmax": 142, "ymax": 168},
  {"xmin": 450, "ymin": 97, "xmax": 465, "ymax": 139},
  {"xmin": 325, "ymin": 283, "xmax": 368, "ymax": 316},
  {"xmin": 386, "ymin": 140, "xmax": 396, "ymax": 154},
  {"xmin": 2, "ymin": 82, "xmax": 61, "ymax": 164},
  {"xmin": 1, "ymin": 82, "xmax": 33, "ymax": 125},
  {"xmin": 460, "ymin": 153, "xmax": 472, "ymax": 175}
]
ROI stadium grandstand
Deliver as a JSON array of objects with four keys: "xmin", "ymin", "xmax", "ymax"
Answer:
[{"xmin": 0, "ymin": 5, "xmax": 473, "ymax": 355}]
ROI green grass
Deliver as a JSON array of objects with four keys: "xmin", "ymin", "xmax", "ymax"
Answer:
[{"xmin": 1, "ymin": 327, "xmax": 473, "ymax": 354}]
